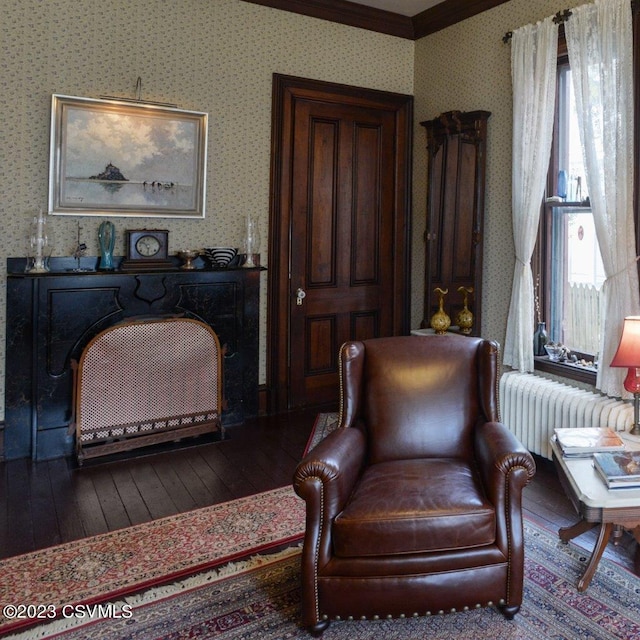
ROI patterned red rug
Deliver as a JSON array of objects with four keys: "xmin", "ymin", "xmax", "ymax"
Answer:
[
  {"xmin": 8, "ymin": 517, "xmax": 640, "ymax": 639},
  {"xmin": 5, "ymin": 414, "xmax": 640, "ymax": 639},
  {"xmin": 0, "ymin": 485, "xmax": 305, "ymax": 636},
  {"xmin": 1, "ymin": 412, "xmax": 339, "ymax": 637}
]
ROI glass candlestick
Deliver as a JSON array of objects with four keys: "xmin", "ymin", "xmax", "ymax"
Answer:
[
  {"xmin": 27, "ymin": 209, "xmax": 50, "ymax": 273},
  {"xmin": 242, "ymin": 214, "xmax": 261, "ymax": 268}
]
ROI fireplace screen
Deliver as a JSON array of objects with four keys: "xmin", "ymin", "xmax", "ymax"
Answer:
[{"xmin": 72, "ymin": 317, "xmax": 223, "ymax": 462}]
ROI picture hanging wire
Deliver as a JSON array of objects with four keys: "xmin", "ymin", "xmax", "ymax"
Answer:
[
  {"xmin": 101, "ymin": 77, "xmax": 178, "ymax": 108},
  {"xmin": 503, "ymin": 8, "xmax": 572, "ymax": 43}
]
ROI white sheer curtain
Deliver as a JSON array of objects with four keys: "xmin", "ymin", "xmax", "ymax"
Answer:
[
  {"xmin": 503, "ymin": 17, "xmax": 558, "ymax": 372},
  {"xmin": 566, "ymin": 0, "xmax": 639, "ymax": 397}
]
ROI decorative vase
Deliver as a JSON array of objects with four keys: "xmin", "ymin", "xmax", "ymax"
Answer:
[
  {"xmin": 533, "ymin": 321, "xmax": 549, "ymax": 356},
  {"xmin": 456, "ymin": 286, "xmax": 474, "ymax": 335},
  {"xmin": 557, "ymin": 170, "xmax": 568, "ymax": 200},
  {"xmin": 430, "ymin": 287, "xmax": 451, "ymax": 335},
  {"xmin": 98, "ymin": 221, "xmax": 115, "ymax": 271}
]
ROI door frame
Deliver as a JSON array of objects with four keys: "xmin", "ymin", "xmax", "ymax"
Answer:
[{"xmin": 267, "ymin": 74, "xmax": 413, "ymax": 413}]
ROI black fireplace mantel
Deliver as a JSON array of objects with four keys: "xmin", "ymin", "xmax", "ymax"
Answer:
[{"xmin": 4, "ymin": 258, "xmax": 262, "ymax": 460}]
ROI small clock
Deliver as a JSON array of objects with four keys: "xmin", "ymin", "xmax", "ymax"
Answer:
[{"xmin": 120, "ymin": 229, "xmax": 173, "ymax": 271}]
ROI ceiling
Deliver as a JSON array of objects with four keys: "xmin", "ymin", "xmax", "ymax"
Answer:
[{"xmin": 242, "ymin": 0, "xmax": 512, "ymax": 39}]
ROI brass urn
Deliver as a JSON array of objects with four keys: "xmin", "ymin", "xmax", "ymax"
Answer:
[
  {"xmin": 430, "ymin": 287, "xmax": 451, "ymax": 334},
  {"xmin": 456, "ymin": 286, "xmax": 474, "ymax": 335}
]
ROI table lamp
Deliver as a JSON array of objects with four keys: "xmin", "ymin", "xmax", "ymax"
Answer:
[{"xmin": 610, "ymin": 316, "xmax": 640, "ymax": 435}]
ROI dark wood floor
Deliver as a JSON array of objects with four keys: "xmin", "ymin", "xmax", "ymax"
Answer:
[{"xmin": 0, "ymin": 408, "xmax": 638, "ymax": 576}]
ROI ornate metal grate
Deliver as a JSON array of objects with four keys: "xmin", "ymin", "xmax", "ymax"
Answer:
[{"xmin": 73, "ymin": 317, "xmax": 223, "ymax": 462}]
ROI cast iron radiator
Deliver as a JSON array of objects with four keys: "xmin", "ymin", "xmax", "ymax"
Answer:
[
  {"xmin": 500, "ymin": 371, "xmax": 632, "ymax": 459},
  {"xmin": 72, "ymin": 317, "xmax": 224, "ymax": 463}
]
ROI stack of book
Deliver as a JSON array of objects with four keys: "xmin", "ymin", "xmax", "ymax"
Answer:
[
  {"xmin": 593, "ymin": 451, "xmax": 640, "ymax": 489},
  {"xmin": 554, "ymin": 427, "xmax": 625, "ymax": 458}
]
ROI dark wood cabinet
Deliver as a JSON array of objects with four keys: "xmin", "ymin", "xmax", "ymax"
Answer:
[
  {"xmin": 4, "ymin": 259, "xmax": 262, "ymax": 460},
  {"xmin": 420, "ymin": 110, "xmax": 490, "ymax": 334}
]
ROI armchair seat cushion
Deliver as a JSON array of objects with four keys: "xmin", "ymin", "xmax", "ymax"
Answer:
[{"xmin": 333, "ymin": 458, "xmax": 496, "ymax": 557}]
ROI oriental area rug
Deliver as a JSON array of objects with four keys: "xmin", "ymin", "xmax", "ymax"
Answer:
[
  {"xmin": 3, "ymin": 414, "xmax": 640, "ymax": 639},
  {"xmin": 6, "ymin": 518, "xmax": 640, "ymax": 640},
  {"xmin": 0, "ymin": 485, "xmax": 305, "ymax": 637}
]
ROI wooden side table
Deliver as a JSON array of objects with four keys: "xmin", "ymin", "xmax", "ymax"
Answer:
[{"xmin": 550, "ymin": 437, "xmax": 640, "ymax": 591}]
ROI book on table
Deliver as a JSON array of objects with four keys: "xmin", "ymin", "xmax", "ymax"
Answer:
[
  {"xmin": 593, "ymin": 451, "xmax": 640, "ymax": 489},
  {"xmin": 553, "ymin": 427, "xmax": 625, "ymax": 457}
]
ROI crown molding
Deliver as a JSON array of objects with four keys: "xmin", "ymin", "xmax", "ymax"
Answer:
[
  {"xmin": 241, "ymin": 0, "xmax": 414, "ymax": 39},
  {"xmin": 413, "ymin": 0, "xmax": 511, "ymax": 39},
  {"xmin": 241, "ymin": 0, "xmax": 512, "ymax": 40}
]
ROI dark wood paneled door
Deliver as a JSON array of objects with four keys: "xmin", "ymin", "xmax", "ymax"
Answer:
[
  {"xmin": 420, "ymin": 111, "xmax": 489, "ymax": 332},
  {"xmin": 269, "ymin": 75, "xmax": 412, "ymax": 411}
]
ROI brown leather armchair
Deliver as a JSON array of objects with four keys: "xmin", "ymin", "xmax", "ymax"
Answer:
[{"xmin": 293, "ymin": 335, "xmax": 536, "ymax": 636}]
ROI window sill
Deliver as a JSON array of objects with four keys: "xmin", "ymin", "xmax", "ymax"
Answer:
[{"xmin": 533, "ymin": 356, "xmax": 597, "ymax": 385}]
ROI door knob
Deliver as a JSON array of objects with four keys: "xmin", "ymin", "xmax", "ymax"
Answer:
[{"xmin": 296, "ymin": 288, "xmax": 306, "ymax": 306}]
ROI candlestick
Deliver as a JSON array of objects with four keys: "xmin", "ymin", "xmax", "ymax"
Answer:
[{"xmin": 27, "ymin": 209, "xmax": 50, "ymax": 273}]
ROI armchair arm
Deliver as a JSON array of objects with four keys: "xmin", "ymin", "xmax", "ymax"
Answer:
[
  {"xmin": 475, "ymin": 421, "xmax": 535, "ymax": 520},
  {"xmin": 474, "ymin": 421, "xmax": 536, "ymax": 493},
  {"xmin": 293, "ymin": 426, "xmax": 366, "ymax": 523},
  {"xmin": 474, "ymin": 421, "xmax": 535, "ymax": 609},
  {"xmin": 293, "ymin": 427, "xmax": 366, "ymax": 628}
]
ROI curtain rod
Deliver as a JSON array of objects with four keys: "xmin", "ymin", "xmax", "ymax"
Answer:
[{"xmin": 502, "ymin": 9, "xmax": 572, "ymax": 43}]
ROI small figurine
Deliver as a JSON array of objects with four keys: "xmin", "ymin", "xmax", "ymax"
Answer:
[{"xmin": 72, "ymin": 222, "xmax": 89, "ymax": 272}]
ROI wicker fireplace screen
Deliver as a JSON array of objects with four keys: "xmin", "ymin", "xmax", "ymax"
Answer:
[{"xmin": 72, "ymin": 317, "xmax": 223, "ymax": 463}]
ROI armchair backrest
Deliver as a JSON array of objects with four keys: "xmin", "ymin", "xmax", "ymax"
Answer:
[{"xmin": 340, "ymin": 335, "xmax": 499, "ymax": 464}]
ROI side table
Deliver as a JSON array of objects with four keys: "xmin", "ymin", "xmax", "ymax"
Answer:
[{"xmin": 550, "ymin": 436, "xmax": 640, "ymax": 591}]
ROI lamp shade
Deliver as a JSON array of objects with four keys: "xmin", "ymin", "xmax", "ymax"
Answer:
[{"xmin": 610, "ymin": 316, "xmax": 640, "ymax": 367}]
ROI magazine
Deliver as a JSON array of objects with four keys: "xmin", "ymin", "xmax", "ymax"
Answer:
[
  {"xmin": 554, "ymin": 427, "xmax": 625, "ymax": 457},
  {"xmin": 593, "ymin": 451, "xmax": 640, "ymax": 489}
]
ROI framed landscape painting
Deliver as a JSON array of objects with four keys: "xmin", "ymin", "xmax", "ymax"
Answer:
[{"xmin": 48, "ymin": 94, "xmax": 208, "ymax": 218}]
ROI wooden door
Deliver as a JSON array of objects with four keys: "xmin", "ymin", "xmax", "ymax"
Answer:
[{"xmin": 269, "ymin": 75, "xmax": 412, "ymax": 411}]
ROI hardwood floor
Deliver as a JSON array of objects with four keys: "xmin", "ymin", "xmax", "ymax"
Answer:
[{"xmin": 0, "ymin": 408, "xmax": 638, "ymax": 578}]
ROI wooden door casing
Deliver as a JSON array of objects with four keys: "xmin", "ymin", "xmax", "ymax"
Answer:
[{"xmin": 269, "ymin": 75, "xmax": 412, "ymax": 412}]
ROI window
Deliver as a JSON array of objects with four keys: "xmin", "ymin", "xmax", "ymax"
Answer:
[{"xmin": 535, "ymin": 57, "xmax": 604, "ymax": 377}]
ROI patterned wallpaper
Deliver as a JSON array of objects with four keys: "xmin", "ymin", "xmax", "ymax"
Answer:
[
  {"xmin": 0, "ymin": 0, "xmax": 413, "ymax": 419},
  {"xmin": 413, "ymin": 0, "xmax": 576, "ymax": 351},
  {"xmin": 0, "ymin": 0, "xmax": 589, "ymax": 424}
]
